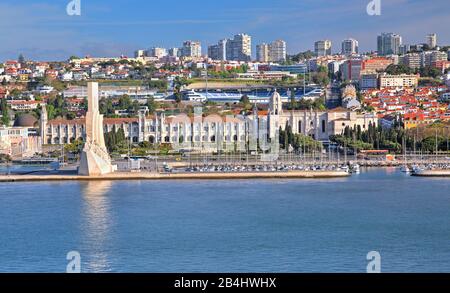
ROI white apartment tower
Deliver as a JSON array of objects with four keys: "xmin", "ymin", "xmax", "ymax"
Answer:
[
  {"xmin": 181, "ymin": 41, "xmax": 202, "ymax": 58},
  {"xmin": 256, "ymin": 43, "xmax": 270, "ymax": 62},
  {"xmin": 147, "ymin": 47, "xmax": 168, "ymax": 59},
  {"xmin": 341, "ymin": 39, "xmax": 359, "ymax": 56},
  {"xmin": 227, "ymin": 34, "xmax": 252, "ymax": 62},
  {"xmin": 427, "ymin": 33, "xmax": 437, "ymax": 49},
  {"xmin": 315, "ymin": 40, "xmax": 332, "ymax": 56},
  {"xmin": 269, "ymin": 40, "xmax": 287, "ymax": 62}
]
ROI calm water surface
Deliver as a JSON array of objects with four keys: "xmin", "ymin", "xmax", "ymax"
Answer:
[{"xmin": 0, "ymin": 168, "xmax": 450, "ymax": 272}]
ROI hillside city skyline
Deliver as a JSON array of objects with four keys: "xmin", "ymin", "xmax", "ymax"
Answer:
[{"xmin": 0, "ymin": 0, "xmax": 449, "ymax": 61}]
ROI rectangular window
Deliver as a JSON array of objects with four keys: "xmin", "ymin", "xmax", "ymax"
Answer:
[{"xmin": 321, "ymin": 120, "xmax": 326, "ymax": 133}]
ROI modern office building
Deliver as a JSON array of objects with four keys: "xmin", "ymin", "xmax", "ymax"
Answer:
[
  {"xmin": 341, "ymin": 39, "xmax": 359, "ymax": 56},
  {"xmin": 181, "ymin": 41, "xmax": 202, "ymax": 58},
  {"xmin": 377, "ymin": 33, "xmax": 402, "ymax": 56},
  {"xmin": 314, "ymin": 40, "xmax": 332, "ymax": 56},
  {"xmin": 269, "ymin": 64, "xmax": 307, "ymax": 75}
]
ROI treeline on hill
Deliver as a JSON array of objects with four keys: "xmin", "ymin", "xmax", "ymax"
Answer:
[
  {"xmin": 288, "ymin": 51, "xmax": 315, "ymax": 63},
  {"xmin": 330, "ymin": 119, "xmax": 450, "ymax": 153},
  {"xmin": 385, "ymin": 64, "xmax": 446, "ymax": 79},
  {"xmin": 279, "ymin": 123, "xmax": 323, "ymax": 152}
]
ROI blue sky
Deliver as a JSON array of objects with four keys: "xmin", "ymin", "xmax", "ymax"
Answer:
[{"xmin": 0, "ymin": 0, "xmax": 449, "ymax": 61}]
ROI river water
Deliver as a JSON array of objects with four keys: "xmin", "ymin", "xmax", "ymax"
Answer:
[{"xmin": 0, "ymin": 167, "xmax": 449, "ymax": 272}]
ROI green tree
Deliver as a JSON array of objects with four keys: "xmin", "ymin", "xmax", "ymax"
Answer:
[
  {"xmin": 1, "ymin": 98, "xmax": 10, "ymax": 126},
  {"xmin": 147, "ymin": 97, "xmax": 157, "ymax": 114},
  {"xmin": 118, "ymin": 95, "xmax": 132, "ymax": 110},
  {"xmin": 240, "ymin": 95, "xmax": 252, "ymax": 111}
]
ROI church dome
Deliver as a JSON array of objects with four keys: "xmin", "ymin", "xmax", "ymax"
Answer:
[{"xmin": 13, "ymin": 114, "xmax": 38, "ymax": 127}]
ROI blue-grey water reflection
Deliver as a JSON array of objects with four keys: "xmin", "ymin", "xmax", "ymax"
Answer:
[{"xmin": 0, "ymin": 168, "xmax": 450, "ymax": 272}]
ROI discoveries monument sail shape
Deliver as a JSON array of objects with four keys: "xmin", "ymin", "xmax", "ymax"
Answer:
[{"xmin": 78, "ymin": 82, "xmax": 116, "ymax": 176}]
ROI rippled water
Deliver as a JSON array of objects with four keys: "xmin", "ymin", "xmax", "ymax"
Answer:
[{"xmin": 0, "ymin": 168, "xmax": 449, "ymax": 272}]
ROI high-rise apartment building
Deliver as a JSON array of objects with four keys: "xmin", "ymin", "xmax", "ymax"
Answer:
[
  {"xmin": 208, "ymin": 39, "xmax": 228, "ymax": 61},
  {"xmin": 377, "ymin": 33, "xmax": 402, "ymax": 56},
  {"xmin": 134, "ymin": 50, "xmax": 146, "ymax": 58},
  {"xmin": 256, "ymin": 43, "xmax": 270, "ymax": 62},
  {"xmin": 181, "ymin": 41, "xmax": 202, "ymax": 58},
  {"xmin": 419, "ymin": 50, "xmax": 447, "ymax": 67},
  {"xmin": 399, "ymin": 44, "xmax": 411, "ymax": 55},
  {"xmin": 401, "ymin": 53, "xmax": 421, "ymax": 69},
  {"xmin": 168, "ymin": 48, "xmax": 179, "ymax": 57},
  {"xmin": 226, "ymin": 34, "xmax": 252, "ymax": 61},
  {"xmin": 341, "ymin": 39, "xmax": 359, "ymax": 56},
  {"xmin": 269, "ymin": 40, "xmax": 287, "ymax": 62},
  {"xmin": 314, "ymin": 40, "xmax": 332, "ymax": 56},
  {"xmin": 147, "ymin": 47, "xmax": 168, "ymax": 59},
  {"xmin": 256, "ymin": 40, "xmax": 287, "ymax": 62},
  {"xmin": 427, "ymin": 33, "xmax": 437, "ymax": 49}
]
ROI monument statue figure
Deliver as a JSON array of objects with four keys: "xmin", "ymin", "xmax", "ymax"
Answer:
[{"xmin": 78, "ymin": 82, "xmax": 116, "ymax": 176}]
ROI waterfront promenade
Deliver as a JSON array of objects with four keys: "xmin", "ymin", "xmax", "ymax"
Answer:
[{"xmin": 0, "ymin": 170, "xmax": 350, "ymax": 182}]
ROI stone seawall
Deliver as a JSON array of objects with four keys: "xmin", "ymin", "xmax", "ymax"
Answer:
[
  {"xmin": 412, "ymin": 170, "xmax": 450, "ymax": 177},
  {"xmin": 0, "ymin": 171, "xmax": 350, "ymax": 182}
]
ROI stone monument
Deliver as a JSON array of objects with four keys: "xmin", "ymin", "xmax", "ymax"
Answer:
[{"xmin": 78, "ymin": 82, "xmax": 116, "ymax": 176}]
